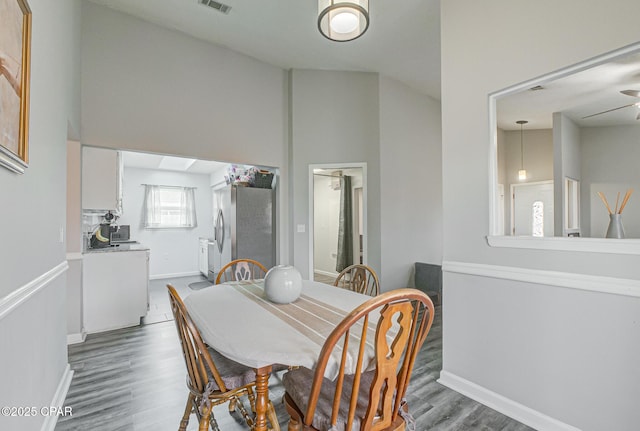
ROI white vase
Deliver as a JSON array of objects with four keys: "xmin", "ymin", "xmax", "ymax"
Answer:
[{"xmin": 264, "ymin": 265, "xmax": 302, "ymax": 304}]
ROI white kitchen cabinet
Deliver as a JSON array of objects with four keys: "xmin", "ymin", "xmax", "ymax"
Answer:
[
  {"xmin": 82, "ymin": 146, "xmax": 122, "ymax": 212},
  {"xmin": 199, "ymin": 238, "xmax": 209, "ymax": 276},
  {"xmin": 83, "ymin": 249, "xmax": 149, "ymax": 334}
]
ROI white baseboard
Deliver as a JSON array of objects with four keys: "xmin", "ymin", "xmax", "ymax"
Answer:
[
  {"xmin": 67, "ymin": 332, "xmax": 86, "ymax": 345},
  {"xmin": 438, "ymin": 371, "xmax": 581, "ymax": 431},
  {"xmin": 314, "ymin": 269, "xmax": 338, "ymax": 277},
  {"xmin": 40, "ymin": 364, "xmax": 74, "ymax": 431},
  {"xmin": 149, "ymin": 271, "xmax": 202, "ymax": 280}
]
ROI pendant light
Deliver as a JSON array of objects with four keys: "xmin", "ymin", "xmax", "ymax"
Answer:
[
  {"xmin": 517, "ymin": 120, "xmax": 528, "ymax": 181},
  {"xmin": 318, "ymin": 0, "xmax": 369, "ymax": 42}
]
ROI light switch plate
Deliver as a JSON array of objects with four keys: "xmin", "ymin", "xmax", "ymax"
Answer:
[{"xmin": 297, "ymin": 224, "xmax": 306, "ymax": 233}]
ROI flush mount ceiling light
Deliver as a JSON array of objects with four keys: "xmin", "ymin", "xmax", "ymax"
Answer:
[
  {"xmin": 318, "ymin": 0, "xmax": 369, "ymax": 42},
  {"xmin": 517, "ymin": 120, "xmax": 528, "ymax": 181}
]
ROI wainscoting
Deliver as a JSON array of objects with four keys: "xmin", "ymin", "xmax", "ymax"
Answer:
[
  {"xmin": 441, "ymin": 261, "xmax": 640, "ymax": 431},
  {"xmin": 0, "ymin": 262, "xmax": 70, "ymax": 431}
]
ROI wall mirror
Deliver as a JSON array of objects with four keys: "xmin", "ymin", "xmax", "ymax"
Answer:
[{"xmin": 489, "ymin": 43, "xmax": 640, "ymax": 252}]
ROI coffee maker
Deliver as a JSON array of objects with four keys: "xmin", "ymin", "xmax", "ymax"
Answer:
[{"xmin": 89, "ymin": 211, "xmax": 116, "ymax": 249}]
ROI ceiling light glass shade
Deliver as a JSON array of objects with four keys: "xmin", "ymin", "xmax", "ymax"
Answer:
[
  {"xmin": 318, "ymin": 0, "xmax": 369, "ymax": 42},
  {"xmin": 518, "ymin": 169, "xmax": 527, "ymax": 181}
]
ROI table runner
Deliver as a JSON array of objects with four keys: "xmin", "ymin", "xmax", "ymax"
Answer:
[{"xmin": 183, "ymin": 279, "xmax": 377, "ymax": 378}]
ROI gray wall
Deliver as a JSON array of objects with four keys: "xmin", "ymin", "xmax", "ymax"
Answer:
[
  {"xmin": 441, "ymin": 0, "xmax": 640, "ymax": 430},
  {"xmin": 290, "ymin": 69, "xmax": 382, "ymax": 279},
  {"xmin": 0, "ymin": 0, "xmax": 81, "ymax": 429},
  {"xmin": 379, "ymin": 76, "xmax": 442, "ymax": 290},
  {"xmin": 553, "ymin": 113, "xmax": 582, "ymax": 236},
  {"xmin": 581, "ymin": 125, "xmax": 640, "ymax": 238}
]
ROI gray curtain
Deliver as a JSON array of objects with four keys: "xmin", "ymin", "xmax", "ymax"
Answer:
[{"xmin": 335, "ymin": 175, "xmax": 354, "ymax": 272}]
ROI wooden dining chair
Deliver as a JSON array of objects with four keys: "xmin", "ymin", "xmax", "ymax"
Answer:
[
  {"xmin": 167, "ymin": 284, "xmax": 280, "ymax": 431},
  {"xmin": 333, "ymin": 264, "xmax": 380, "ymax": 296},
  {"xmin": 215, "ymin": 258, "xmax": 268, "ymax": 284},
  {"xmin": 282, "ymin": 288, "xmax": 434, "ymax": 431}
]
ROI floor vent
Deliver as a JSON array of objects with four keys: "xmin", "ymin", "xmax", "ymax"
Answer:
[{"xmin": 199, "ymin": 0, "xmax": 232, "ymax": 14}]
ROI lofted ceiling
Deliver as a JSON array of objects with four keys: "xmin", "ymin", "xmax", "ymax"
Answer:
[{"xmin": 87, "ymin": 0, "xmax": 442, "ymax": 99}]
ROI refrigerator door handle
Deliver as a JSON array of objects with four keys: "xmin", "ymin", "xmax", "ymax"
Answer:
[{"xmin": 216, "ymin": 209, "xmax": 224, "ymax": 254}]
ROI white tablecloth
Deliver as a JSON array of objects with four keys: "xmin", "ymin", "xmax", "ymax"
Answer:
[{"xmin": 183, "ymin": 279, "xmax": 375, "ymax": 378}]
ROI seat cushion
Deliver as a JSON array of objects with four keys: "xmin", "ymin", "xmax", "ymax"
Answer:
[
  {"xmin": 207, "ymin": 347, "xmax": 257, "ymax": 390},
  {"xmin": 283, "ymin": 367, "xmax": 376, "ymax": 431}
]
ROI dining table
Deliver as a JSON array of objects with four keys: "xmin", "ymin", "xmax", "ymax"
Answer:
[{"xmin": 183, "ymin": 278, "xmax": 374, "ymax": 431}]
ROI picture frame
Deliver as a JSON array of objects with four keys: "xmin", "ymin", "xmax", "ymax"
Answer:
[{"xmin": 0, "ymin": 0, "xmax": 31, "ymax": 174}]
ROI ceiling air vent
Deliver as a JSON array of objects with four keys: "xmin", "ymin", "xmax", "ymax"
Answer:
[
  {"xmin": 199, "ymin": 0, "xmax": 231, "ymax": 14},
  {"xmin": 529, "ymin": 85, "xmax": 545, "ymax": 91}
]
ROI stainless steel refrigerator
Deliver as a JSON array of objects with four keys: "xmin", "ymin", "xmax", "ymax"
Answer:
[{"xmin": 208, "ymin": 185, "xmax": 275, "ymax": 281}]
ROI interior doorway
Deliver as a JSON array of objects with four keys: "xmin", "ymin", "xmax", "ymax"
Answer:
[{"xmin": 309, "ymin": 163, "xmax": 367, "ymax": 283}]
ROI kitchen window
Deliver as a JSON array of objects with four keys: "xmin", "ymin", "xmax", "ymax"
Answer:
[{"xmin": 143, "ymin": 185, "xmax": 197, "ymax": 228}]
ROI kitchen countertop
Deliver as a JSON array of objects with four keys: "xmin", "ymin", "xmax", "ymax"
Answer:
[{"xmin": 84, "ymin": 243, "xmax": 150, "ymax": 254}]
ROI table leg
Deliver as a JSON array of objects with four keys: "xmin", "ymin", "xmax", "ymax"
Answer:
[{"xmin": 254, "ymin": 365, "xmax": 272, "ymax": 431}]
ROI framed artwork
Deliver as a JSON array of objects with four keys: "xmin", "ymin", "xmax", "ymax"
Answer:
[{"xmin": 0, "ymin": 0, "xmax": 31, "ymax": 174}]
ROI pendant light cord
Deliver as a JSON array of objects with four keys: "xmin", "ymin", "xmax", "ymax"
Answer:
[{"xmin": 520, "ymin": 122, "xmax": 524, "ymax": 170}]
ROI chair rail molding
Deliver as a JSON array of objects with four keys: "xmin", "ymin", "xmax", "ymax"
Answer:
[
  {"xmin": 442, "ymin": 260, "xmax": 640, "ymax": 298},
  {"xmin": 0, "ymin": 261, "xmax": 69, "ymax": 320}
]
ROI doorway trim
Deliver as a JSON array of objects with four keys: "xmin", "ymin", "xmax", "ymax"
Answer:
[{"xmin": 308, "ymin": 163, "xmax": 368, "ymax": 280}]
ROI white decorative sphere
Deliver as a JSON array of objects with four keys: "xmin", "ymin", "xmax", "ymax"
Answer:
[{"xmin": 264, "ymin": 265, "xmax": 302, "ymax": 304}]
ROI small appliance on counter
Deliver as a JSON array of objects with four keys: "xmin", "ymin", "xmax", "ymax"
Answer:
[
  {"xmin": 89, "ymin": 211, "xmax": 121, "ymax": 249},
  {"xmin": 90, "ymin": 223, "xmax": 112, "ymax": 249},
  {"xmin": 110, "ymin": 225, "xmax": 132, "ymax": 243}
]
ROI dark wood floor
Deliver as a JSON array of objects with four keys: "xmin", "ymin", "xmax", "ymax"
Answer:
[{"xmin": 56, "ymin": 288, "xmax": 533, "ymax": 431}]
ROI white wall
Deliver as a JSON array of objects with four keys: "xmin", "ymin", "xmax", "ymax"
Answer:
[
  {"xmin": 0, "ymin": 0, "xmax": 81, "ymax": 429},
  {"xmin": 379, "ymin": 76, "xmax": 442, "ymax": 290},
  {"xmin": 581, "ymin": 125, "xmax": 640, "ymax": 239},
  {"xmin": 81, "ymin": 2, "xmax": 290, "ymax": 264},
  {"xmin": 290, "ymin": 70, "xmax": 381, "ymax": 279},
  {"xmin": 118, "ymin": 167, "xmax": 213, "ymax": 278},
  {"xmin": 441, "ymin": 1, "xmax": 640, "ymax": 430}
]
